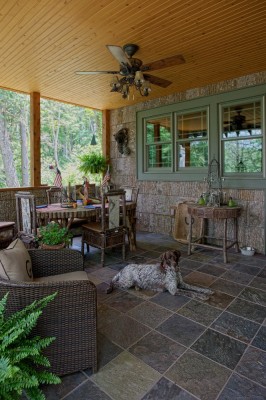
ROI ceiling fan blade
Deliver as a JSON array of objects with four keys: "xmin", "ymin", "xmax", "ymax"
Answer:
[
  {"xmin": 106, "ymin": 45, "xmax": 132, "ymax": 67},
  {"xmin": 144, "ymin": 74, "xmax": 172, "ymax": 88},
  {"xmin": 142, "ymin": 54, "xmax": 185, "ymax": 71},
  {"xmin": 75, "ymin": 71, "xmax": 119, "ymax": 75}
]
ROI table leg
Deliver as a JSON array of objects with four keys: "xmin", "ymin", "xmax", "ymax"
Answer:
[
  {"xmin": 223, "ymin": 218, "xmax": 228, "ymax": 263},
  {"xmin": 188, "ymin": 214, "xmax": 192, "ymax": 255},
  {"xmin": 234, "ymin": 217, "xmax": 239, "ymax": 252},
  {"xmin": 126, "ymin": 214, "xmax": 136, "ymax": 251}
]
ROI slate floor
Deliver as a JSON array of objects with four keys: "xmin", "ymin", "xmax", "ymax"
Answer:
[{"xmin": 40, "ymin": 232, "xmax": 266, "ymax": 400}]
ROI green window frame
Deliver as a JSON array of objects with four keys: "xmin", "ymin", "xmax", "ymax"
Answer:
[{"xmin": 136, "ymin": 83, "xmax": 266, "ymax": 189}]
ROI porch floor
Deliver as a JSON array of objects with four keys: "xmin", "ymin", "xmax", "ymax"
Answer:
[{"xmin": 40, "ymin": 231, "xmax": 266, "ymax": 400}]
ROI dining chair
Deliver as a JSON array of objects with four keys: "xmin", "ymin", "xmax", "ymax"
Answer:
[
  {"xmin": 81, "ymin": 189, "xmax": 126, "ymax": 266},
  {"xmin": 0, "ymin": 221, "xmax": 15, "ymax": 249},
  {"xmin": 120, "ymin": 186, "xmax": 139, "ymax": 203},
  {"xmin": 120, "ymin": 186, "xmax": 139, "ymax": 248},
  {"xmin": 46, "ymin": 186, "xmax": 62, "ymax": 205},
  {"xmin": 15, "ymin": 191, "xmax": 38, "ymax": 248}
]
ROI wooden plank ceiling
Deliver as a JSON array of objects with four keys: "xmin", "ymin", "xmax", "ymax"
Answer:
[{"xmin": 0, "ymin": 0, "xmax": 265, "ymax": 110}]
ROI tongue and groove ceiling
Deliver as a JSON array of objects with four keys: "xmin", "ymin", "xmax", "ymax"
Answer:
[{"xmin": 0, "ymin": 0, "xmax": 265, "ymax": 110}]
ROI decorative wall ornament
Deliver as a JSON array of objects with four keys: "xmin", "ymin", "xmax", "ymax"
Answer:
[{"xmin": 114, "ymin": 128, "xmax": 131, "ymax": 155}]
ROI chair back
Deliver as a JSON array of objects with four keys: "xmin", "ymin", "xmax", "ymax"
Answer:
[
  {"xmin": 120, "ymin": 186, "xmax": 139, "ymax": 203},
  {"xmin": 101, "ymin": 190, "xmax": 126, "ymax": 231},
  {"xmin": 76, "ymin": 183, "xmax": 96, "ymax": 199},
  {"xmin": 46, "ymin": 186, "xmax": 62, "ymax": 205},
  {"xmin": 15, "ymin": 192, "xmax": 37, "ymax": 235}
]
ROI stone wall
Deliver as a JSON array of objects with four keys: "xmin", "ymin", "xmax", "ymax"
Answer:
[{"xmin": 109, "ymin": 72, "xmax": 266, "ymax": 254}]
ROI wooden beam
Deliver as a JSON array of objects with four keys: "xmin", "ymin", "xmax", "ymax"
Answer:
[
  {"xmin": 102, "ymin": 109, "xmax": 110, "ymax": 162},
  {"xmin": 30, "ymin": 92, "xmax": 41, "ymax": 186}
]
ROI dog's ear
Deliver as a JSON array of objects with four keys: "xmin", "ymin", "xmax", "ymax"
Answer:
[
  {"xmin": 173, "ymin": 250, "xmax": 181, "ymax": 262},
  {"xmin": 159, "ymin": 252, "xmax": 167, "ymax": 263},
  {"xmin": 159, "ymin": 252, "xmax": 168, "ymax": 272}
]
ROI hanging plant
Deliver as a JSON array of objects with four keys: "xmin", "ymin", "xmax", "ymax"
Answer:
[{"xmin": 79, "ymin": 153, "xmax": 108, "ymax": 175}]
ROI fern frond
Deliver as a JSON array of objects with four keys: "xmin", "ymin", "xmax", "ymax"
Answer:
[{"xmin": 0, "ymin": 292, "xmax": 60, "ymax": 398}]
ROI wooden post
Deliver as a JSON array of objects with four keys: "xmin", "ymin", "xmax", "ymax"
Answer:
[
  {"xmin": 30, "ymin": 92, "xmax": 41, "ymax": 186},
  {"xmin": 102, "ymin": 109, "xmax": 110, "ymax": 162}
]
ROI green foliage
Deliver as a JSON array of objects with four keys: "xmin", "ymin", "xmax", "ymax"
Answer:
[
  {"xmin": 37, "ymin": 222, "xmax": 72, "ymax": 246},
  {"xmin": 0, "ymin": 292, "xmax": 61, "ymax": 400},
  {"xmin": 0, "ymin": 89, "xmax": 102, "ymax": 188},
  {"xmin": 79, "ymin": 152, "xmax": 108, "ymax": 175}
]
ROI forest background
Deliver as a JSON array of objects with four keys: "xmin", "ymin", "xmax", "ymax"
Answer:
[{"xmin": 0, "ymin": 88, "xmax": 102, "ymax": 188}]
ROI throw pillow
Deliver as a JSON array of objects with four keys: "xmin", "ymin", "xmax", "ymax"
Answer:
[{"xmin": 0, "ymin": 238, "xmax": 33, "ymax": 281}]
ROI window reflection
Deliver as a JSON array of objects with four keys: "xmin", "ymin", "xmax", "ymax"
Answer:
[
  {"xmin": 221, "ymin": 101, "xmax": 262, "ymax": 173},
  {"xmin": 176, "ymin": 110, "xmax": 208, "ymax": 168},
  {"xmin": 145, "ymin": 116, "xmax": 172, "ymax": 169}
]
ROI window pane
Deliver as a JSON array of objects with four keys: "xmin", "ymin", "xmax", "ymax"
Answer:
[
  {"xmin": 222, "ymin": 102, "xmax": 261, "ymax": 138},
  {"xmin": 177, "ymin": 110, "xmax": 207, "ymax": 139},
  {"xmin": 147, "ymin": 144, "xmax": 172, "ymax": 168},
  {"xmin": 223, "ymin": 138, "xmax": 262, "ymax": 173},
  {"xmin": 178, "ymin": 141, "xmax": 208, "ymax": 168},
  {"xmin": 146, "ymin": 116, "xmax": 171, "ymax": 144}
]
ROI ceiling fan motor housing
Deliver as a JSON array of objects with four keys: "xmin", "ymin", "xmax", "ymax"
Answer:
[
  {"xmin": 123, "ymin": 43, "xmax": 139, "ymax": 58},
  {"xmin": 120, "ymin": 58, "xmax": 143, "ymax": 76}
]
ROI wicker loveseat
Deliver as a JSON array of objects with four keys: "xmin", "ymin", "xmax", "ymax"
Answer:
[{"xmin": 0, "ymin": 247, "xmax": 97, "ymax": 375}]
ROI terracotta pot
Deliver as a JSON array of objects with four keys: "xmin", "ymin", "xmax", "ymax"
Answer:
[{"xmin": 41, "ymin": 243, "xmax": 65, "ymax": 250}]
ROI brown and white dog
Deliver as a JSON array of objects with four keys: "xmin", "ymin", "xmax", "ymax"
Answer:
[{"xmin": 106, "ymin": 250, "xmax": 214, "ymax": 300}]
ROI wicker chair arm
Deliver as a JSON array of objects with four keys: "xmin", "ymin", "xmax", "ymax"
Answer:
[
  {"xmin": 0, "ymin": 278, "xmax": 97, "ymax": 375},
  {"xmin": 28, "ymin": 248, "xmax": 84, "ymax": 277}
]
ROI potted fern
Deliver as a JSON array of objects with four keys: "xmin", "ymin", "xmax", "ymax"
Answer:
[
  {"xmin": 37, "ymin": 222, "xmax": 72, "ymax": 249},
  {"xmin": 0, "ymin": 292, "xmax": 61, "ymax": 400}
]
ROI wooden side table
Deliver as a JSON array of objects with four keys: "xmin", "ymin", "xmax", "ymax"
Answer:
[
  {"xmin": 0, "ymin": 222, "xmax": 15, "ymax": 249},
  {"xmin": 187, "ymin": 205, "xmax": 241, "ymax": 263}
]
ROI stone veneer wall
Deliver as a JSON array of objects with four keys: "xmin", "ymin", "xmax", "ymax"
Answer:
[{"xmin": 110, "ymin": 72, "xmax": 266, "ymax": 254}]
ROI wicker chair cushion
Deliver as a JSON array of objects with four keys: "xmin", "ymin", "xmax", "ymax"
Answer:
[
  {"xmin": 0, "ymin": 238, "xmax": 33, "ymax": 281},
  {"xmin": 34, "ymin": 270, "xmax": 88, "ymax": 283}
]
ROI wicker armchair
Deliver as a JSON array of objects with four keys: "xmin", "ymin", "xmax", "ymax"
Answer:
[{"xmin": 0, "ymin": 248, "xmax": 97, "ymax": 375}]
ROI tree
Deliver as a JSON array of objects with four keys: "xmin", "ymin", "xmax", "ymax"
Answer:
[{"xmin": 0, "ymin": 88, "xmax": 102, "ymax": 188}]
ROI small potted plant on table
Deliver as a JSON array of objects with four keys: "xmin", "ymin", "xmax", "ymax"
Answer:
[{"xmin": 37, "ymin": 222, "xmax": 72, "ymax": 249}]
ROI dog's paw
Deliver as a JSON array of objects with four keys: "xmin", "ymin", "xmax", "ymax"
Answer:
[{"xmin": 106, "ymin": 285, "xmax": 113, "ymax": 294}]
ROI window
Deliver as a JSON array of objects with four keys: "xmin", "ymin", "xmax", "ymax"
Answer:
[
  {"xmin": 137, "ymin": 83, "xmax": 266, "ymax": 188},
  {"xmin": 221, "ymin": 101, "xmax": 262, "ymax": 175},
  {"xmin": 176, "ymin": 109, "xmax": 208, "ymax": 168},
  {"xmin": 144, "ymin": 115, "xmax": 172, "ymax": 170}
]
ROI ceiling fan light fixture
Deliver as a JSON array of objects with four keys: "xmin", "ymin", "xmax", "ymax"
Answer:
[
  {"xmin": 110, "ymin": 75, "xmax": 121, "ymax": 92},
  {"xmin": 141, "ymin": 80, "xmax": 151, "ymax": 97},
  {"xmin": 134, "ymin": 70, "xmax": 144, "ymax": 87},
  {"xmin": 121, "ymin": 84, "xmax": 129, "ymax": 99}
]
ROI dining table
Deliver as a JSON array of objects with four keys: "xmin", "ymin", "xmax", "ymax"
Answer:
[{"xmin": 36, "ymin": 202, "xmax": 137, "ymax": 251}]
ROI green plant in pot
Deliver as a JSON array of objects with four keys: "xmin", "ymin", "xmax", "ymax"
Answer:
[
  {"xmin": 37, "ymin": 222, "xmax": 72, "ymax": 249},
  {"xmin": 0, "ymin": 292, "xmax": 61, "ymax": 400},
  {"xmin": 79, "ymin": 152, "xmax": 108, "ymax": 176}
]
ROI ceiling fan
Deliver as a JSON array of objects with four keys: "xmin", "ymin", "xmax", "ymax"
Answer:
[{"xmin": 76, "ymin": 44, "xmax": 185, "ymax": 98}]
